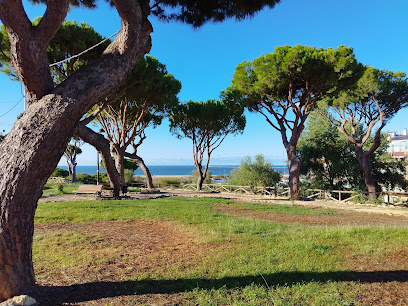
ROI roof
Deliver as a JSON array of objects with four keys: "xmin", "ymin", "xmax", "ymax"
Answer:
[{"xmin": 390, "ymin": 135, "xmax": 408, "ymax": 141}]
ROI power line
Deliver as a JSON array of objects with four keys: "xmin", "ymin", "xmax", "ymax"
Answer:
[
  {"xmin": 49, "ymin": 29, "xmax": 120, "ymax": 67},
  {"xmin": 0, "ymin": 96, "xmax": 23, "ymax": 118}
]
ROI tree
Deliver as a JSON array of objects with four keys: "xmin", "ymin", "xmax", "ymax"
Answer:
[
  {"xmin": 63, "ymin": 137, "xmax": 83, "ymax": 182},
  {"xmin": 0, "ymin": 0, "xmax": 280, "ymax": 299},
  {"xmin": 229, "ymin": 154, "xmax": 281, "ymax": 187},
  {"xmin": 299, "ymin": 114, "xmax": 407, "ymax": 192},
  {"xmin": 170, "ymin": 100, "xmax": 245, "ymax": 190},
  {"xmin": 228, "ymin": 45, "xmax": 362, "ymax": 200},
  {"xmin": 320, "ymin": 68, "xmax": 408, "ymax": 200},
  {"xmin": 298, "ymin": 112, "xmax": 358, "ymax": 190},
  {"xmin": 95, "ymin": 55, "xmax": 181, "ymax": 191}
]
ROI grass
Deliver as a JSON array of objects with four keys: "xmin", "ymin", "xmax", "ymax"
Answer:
[
  {"xmin": 33, "ymin": 197, "xmax": 408, "ymax": 304},
  {"xmin": 42, "ymin": 182, "xmax": 80, "ymax": 196},
  {"xmin": 231, "ymin": 202, "xmax": 340, "ymax": 215}
]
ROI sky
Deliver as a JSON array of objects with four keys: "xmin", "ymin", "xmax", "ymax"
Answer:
[{"xmin": 0, "ymin": 0, "xmax": 407, "ymax": 166}]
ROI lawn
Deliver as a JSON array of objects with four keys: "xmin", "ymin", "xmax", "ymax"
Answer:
[{"xmin": 33, "ymin": 197, "xmax": 408, "ymax": 305}]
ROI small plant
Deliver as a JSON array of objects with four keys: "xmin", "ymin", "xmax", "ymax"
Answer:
[
  {"xmin": 57, "ymin": 184, "xmax": 64, "ymax": 194},
  {"xmin": 352, "ymin": 192, "xmax": 367, "ymax": 204}
]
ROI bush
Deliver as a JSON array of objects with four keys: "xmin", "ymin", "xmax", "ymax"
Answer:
[
  {"xmin": 57, "ymin": 184, "xmax": 64, "ymax": 194},
  {"xmin": 124, "ymin": 169, "xmax": 135, "ymax": 184},
  {"xmin": 52, "ymin": 167, "xmax": 69, "ymax": 178},
  {"xmin": 91, "ymin": 172, "xmax": 108, "ymax": 183},
  {"xmin": 229, "ymin": 155, "xmax": 281, "ymax": 187},
  {"xmin": 76, "ymin": 173, "xmax": 94, "ymax": 183},
  {"xmin": 190, "ymin": 170, "xmax": 212, "ymax": 184},
  {"xmin": 154, "ymin": 177, "xmax": 186, "ymax": 187}
]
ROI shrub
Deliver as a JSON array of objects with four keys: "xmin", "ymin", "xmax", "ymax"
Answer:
[
  {"xmin": 91, "ymin": 172, "xmax": 108, "ymax": 183},
  {"xmin": 52, "ymin": 167, "xmax": 69, "ymax": 178},
  {"xmin": 190, "ymin": 170, "xmax": 212, "ymax": 184},
  {"xmin": 124, "ymin": 169, "xmax": 135, "ymax": 184},
  {"xmin": 229, "ymin": 155, "xmax": 281, "ymax": 187},
  {"xmin": 76, "ymin": 173, "xmax": 94, "ymax": 183},
  {"xmin": 57, "ymin": 184, "xmax": 64, "ymax": 194}
]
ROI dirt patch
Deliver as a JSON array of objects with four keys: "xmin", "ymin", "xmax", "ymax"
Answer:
[
  {"xmin": 34, "ymin": 220, "xmax": 206, "ymax": 305},
  {"xmin": 212, "ymin": 203, "xmax": 408, "ymax": 226},
  {"xmin": 349, "ymin": 250, "xmax": 408, "ymax": 305}
]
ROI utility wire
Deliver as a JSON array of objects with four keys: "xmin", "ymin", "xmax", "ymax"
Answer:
[
  {"xmin": 49, "ymin": 29, "xmax": 120, "ymax": 67},
  {"xmin": 0, "ymin": 96, "xmax": 24, "ymax": 118}
]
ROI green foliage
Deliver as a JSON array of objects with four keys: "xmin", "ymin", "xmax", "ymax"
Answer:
[
  {"xmin": 170, "ymin": 99, "xmax": 245, "ymax": 143},
  {"xmin": 123, "ymin": 158, "xmax": 138, "ymax": 171},
  {"xmin": 328, "ymin": 67, "xmax": 408, "ymax": 118},
  {"xmin": 124, "ymin": 169, "xmax": 135, "ymax": 184},
  {"xmin": 299, "ymin": 113, "xmax": 407, "ymax": 191},
  {"xmin": 229, "ymin": 155, "xmax": 281, "ymax": 187},
  {"xmin": 0, "ymin": 19, "xmax": 107, "ymax": 82},
  {"xmin": 99, "ymin": 55, "xmax": 181, "ymax": 130},
  {"xmin": 76, "ymin": 172, "xmax": 108, "ymax": 184},
  {"xmin": 150, "ymin": 0, "xmax": 281, "ymax": 28},
  {"xmin": 190, "ymin": 170, "xmax": 212, "ymax": 184},
  {"xmin": 52, "ymin": 167, "xmax": 69, "ymax": 178},
  {"xmin": 230, "ymin": 45, "xmax": 362, "ymax": 112},
  {"xmin": 47, "ymin": 20, "xmax": 109, "ymax": 83},
  {"xmin": 57, "ymin": 184, "xmax": 65, "ymax": 194},
  {"xmin": 75, "ymin": 173, "xmax": 93, "ymax": 183},
  {"xmin": 298, "ymin": 113, "xmax": 358, "ymax": 190}
]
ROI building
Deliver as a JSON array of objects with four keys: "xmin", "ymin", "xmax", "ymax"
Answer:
[{"xmin": 388, "ymin": 129, "xmax": 408, "ymax": 158}]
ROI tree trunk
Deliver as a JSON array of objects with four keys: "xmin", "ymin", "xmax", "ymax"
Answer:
[
  {"xmin": 355, "ymin": 146, "xmax": 377, "ymax": 201},
  {"xmin": 72, "ymin": 163, "xmax": 77, "ymax": 182},
  {"xmin": 0, "ymin": 1, "xmax": 152, "ymax": 300},
  {"xmin": 76, "ymin": 125, "xmax": 121, "ymax": 197},
  {"xmin": 287, "ymin": 149, "xmax": 301, "ymax": 200},
  {"xmin": 124, "ymin": 153, "xmax": 153, "ymax": 189},
  {"xmin": 195, "ymin": 164, "xmax": 205, "ymax": 191},
  {"xmin": 113, "ymin": 150, "xmax": 126, "ymax": 190},
  {"xmin": 196, "ymin": 175, "xmax": 205, "ymax": 191}
]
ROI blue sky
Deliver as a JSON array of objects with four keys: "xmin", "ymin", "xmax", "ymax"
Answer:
[{"xmin": 0, "ymin": 0, "xmax": 407, "ymax": 166}]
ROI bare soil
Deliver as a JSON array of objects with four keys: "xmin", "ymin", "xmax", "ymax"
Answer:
[
  {"xmin": 212, "ymin": 203, "xmax": 408, "ymax": 226},
  {"xmin": 34, "ymin": 220, "xmax": 206, "ymax": 305}
]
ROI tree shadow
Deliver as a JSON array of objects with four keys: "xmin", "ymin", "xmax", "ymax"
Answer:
[{"xmin": 35, "ymin": 270, "xmax": 408, "ymax": 305}]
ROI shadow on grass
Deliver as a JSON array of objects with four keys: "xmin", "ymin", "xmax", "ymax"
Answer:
[{"xmin": 35, "ymin": 270, "xmax": 408, "ymax": 305}]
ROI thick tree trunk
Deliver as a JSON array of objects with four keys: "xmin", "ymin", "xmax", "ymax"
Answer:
[
  {"xmin": 355, "ymin": 146, "xmax": 377, "ymax": 201},
  {"xmin": 124, "ymin": 153, "xmax": 153, "ymax": 189},
  {"xmin": 287, "ymin": 151, "xmax": 301, "ymax": 200},
  {"xmin": 76, "ymin": 125, "xmax": 121, "ymax": 197},
  {"xmin": 0, "ymin": 0, "xmax": 152, "ymax": 300}
]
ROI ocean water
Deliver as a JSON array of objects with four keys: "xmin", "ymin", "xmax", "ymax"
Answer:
[{"xmin": 58, "ymin": 165, "xmax": 289, "ymax": 176}]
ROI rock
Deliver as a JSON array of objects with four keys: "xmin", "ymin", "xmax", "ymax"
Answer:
[{"xmin": 0, "ymin": 295, "xmax": 37, "ymax": 306}]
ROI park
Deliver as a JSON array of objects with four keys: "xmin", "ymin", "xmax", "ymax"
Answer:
[{"xmin": 0, "ymin": 0, "xmax": 408, "ymax": 305}]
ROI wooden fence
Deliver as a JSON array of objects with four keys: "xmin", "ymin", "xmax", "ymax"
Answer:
[{"xmin": 154, "ymin": 183, "xmax": 408, "ymax": 205}]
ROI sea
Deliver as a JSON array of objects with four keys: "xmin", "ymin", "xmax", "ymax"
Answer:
[{"xmin": 58, "ymin": 165, "xmax": 289, "ymax": 176}]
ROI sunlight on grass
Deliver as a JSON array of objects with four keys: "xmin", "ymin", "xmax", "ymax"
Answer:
[{"xmin": 33, "ymin": 197, "xmax": 408, "ymax": 304}]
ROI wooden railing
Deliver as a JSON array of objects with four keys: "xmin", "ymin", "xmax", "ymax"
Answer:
[{"xmin": 155, "ymin": 183, "xmax": 408, "ymax": 205}]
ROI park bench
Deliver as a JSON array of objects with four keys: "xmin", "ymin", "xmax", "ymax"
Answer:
[{"xmin": 74, "ymin": 184, "xmax": 103, "ymax": 197}]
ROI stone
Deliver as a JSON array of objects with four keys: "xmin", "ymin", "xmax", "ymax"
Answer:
[{"xmin": 0, "ymin": 295, "xmax": 37, "ymax": 306}]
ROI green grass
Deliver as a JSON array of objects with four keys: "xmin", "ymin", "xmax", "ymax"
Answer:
[
  {"xmin": 42, "ymin": 182, "xmax": 80, "ymax": 196},
  {"xmin": 231, "ymin": 202, "xmax": 340, "ymax": 215},
  {"xmin": 33, "ymin": 197, "xmax": 408, "ymax": 304}
]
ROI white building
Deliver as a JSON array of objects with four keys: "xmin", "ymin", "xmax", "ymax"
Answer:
[{"xmin": 388, "ymin": 129, "xmax": 408, "ymax": 158}]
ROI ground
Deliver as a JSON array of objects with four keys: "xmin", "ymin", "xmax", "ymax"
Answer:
[{"xmin": 33, "ymin": 189, "xmax": 408, "ymax": 305}]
